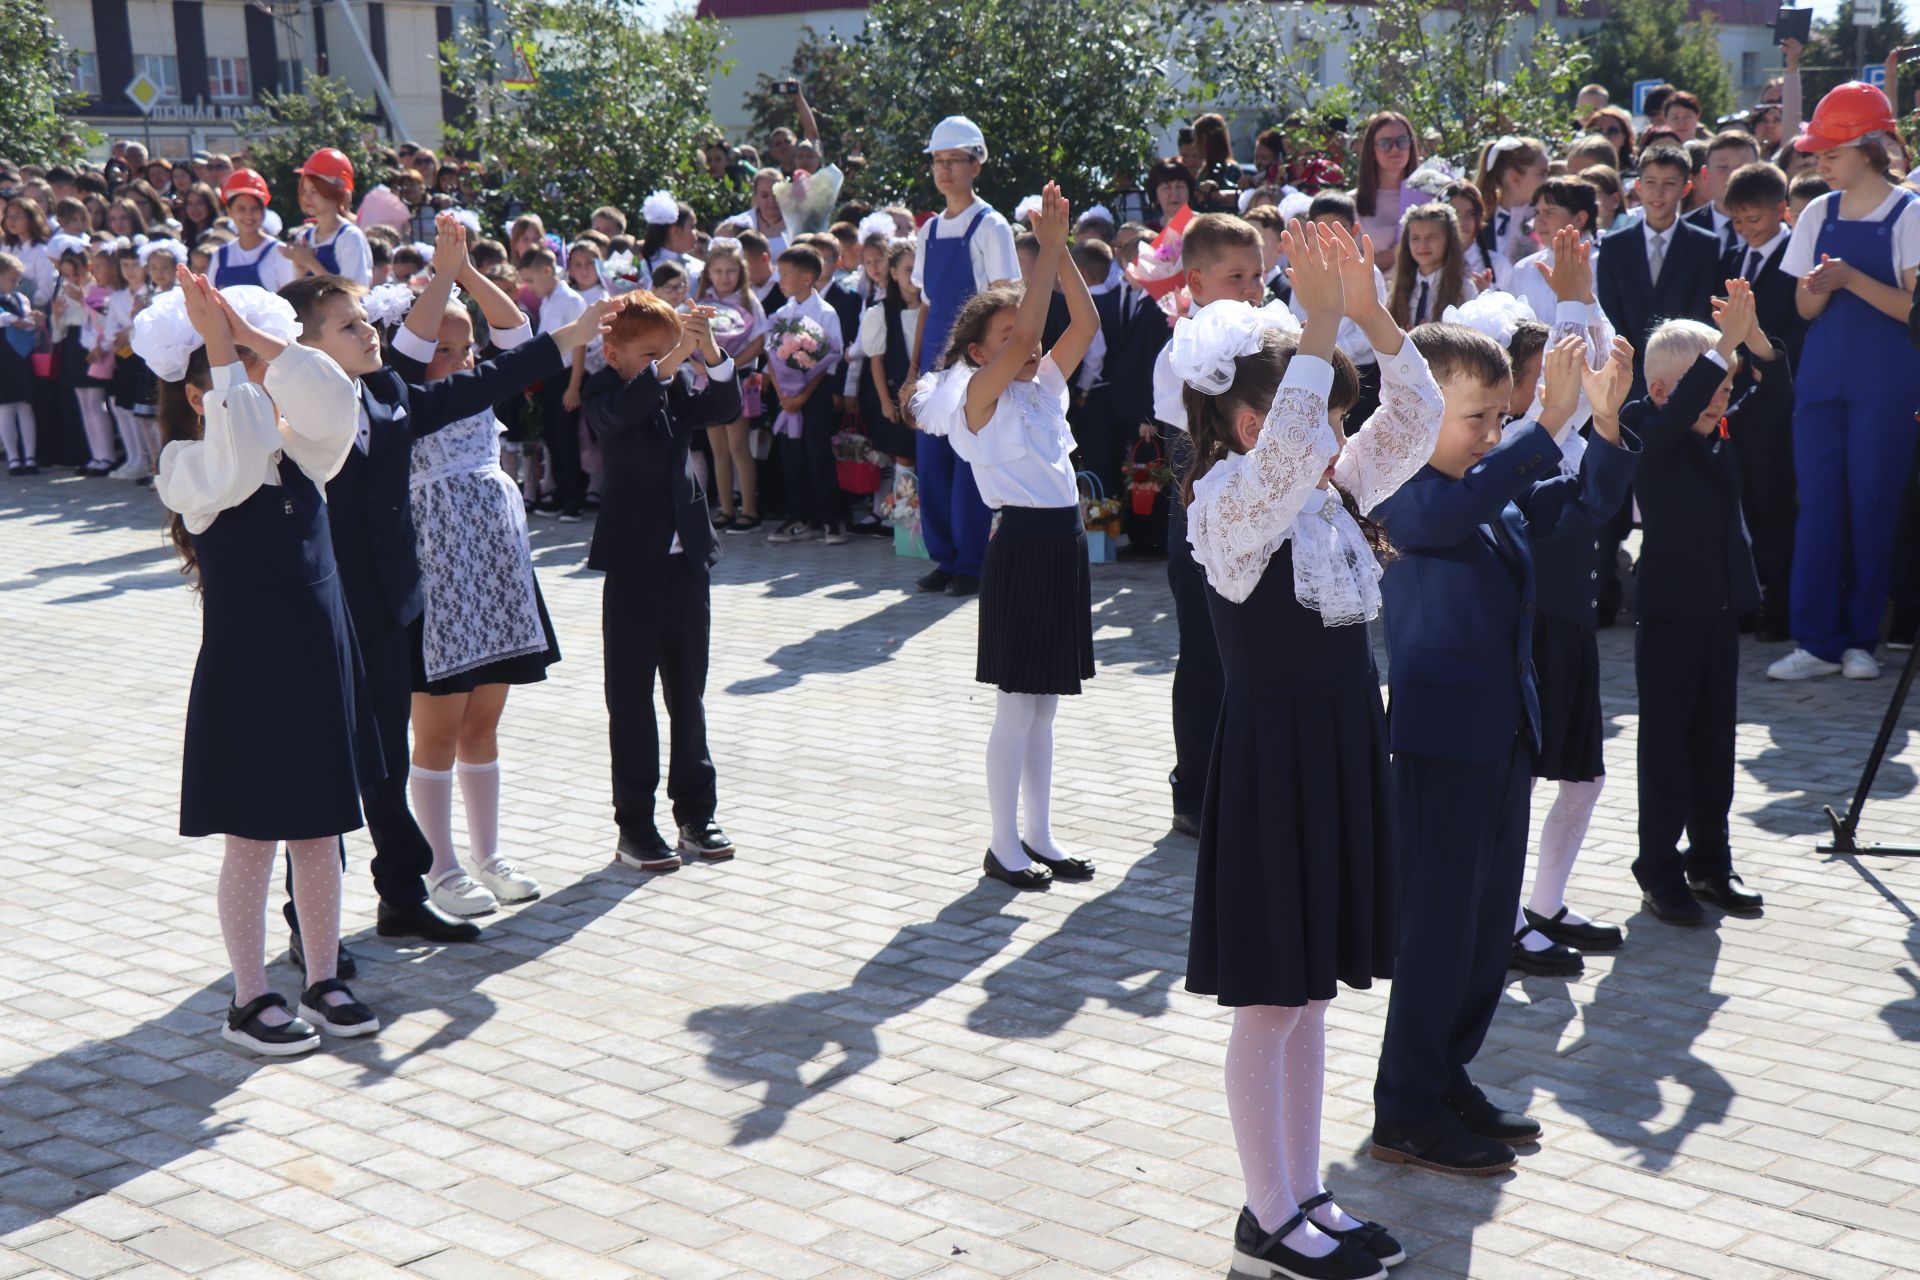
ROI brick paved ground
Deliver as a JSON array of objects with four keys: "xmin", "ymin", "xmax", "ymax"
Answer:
[{"xmin": 2, "ymin": 473, "xmax": 1919, "ymax": 1280}]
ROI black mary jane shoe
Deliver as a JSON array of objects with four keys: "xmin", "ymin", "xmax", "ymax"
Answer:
[
  {"xmin": 1022, "ymin": 840, "xmax": 1094, "ymax": 881},
  {"xmin": 375, "ymin": 898, "xmax": 483, "ymax": 943},
  {"xmin": 1641, "ymin": 887, "xmax": 1706, "ymax": 926},
  {"xmin": 1231, "ymin": 1205, "xmax": 1386, "ymax": 1280},
  {"xmin": 1524, "ymin": 905, "xmax": 1623, "ymax": 951},
  {"xmin": 1446, "ymin": 1086, "xmax": 1542, "ymax": 1143},
  {"xmin": 982, "ymin": 849, "xmax": 1052, "ymax": 891},
  {"xmin": 1509, "ymin": 926, "xmax": 1583, "ymax": 978},
  {"xmin": 222, "ymin": 994, "xmax": 321, "ymax": 1057},
  {"xmin": 298, "ymin": 979, "xmax": 380, "ymax": 1037},
  {"xmin": 1687, "ymin": 873, "xmax": 1764, "ymax": 915},
  {"xmin": 1298, "ymin": 1192, "xmax": 1405, "ymax": 1268},
  {"xmin": 1370, "ymin": 1111, "xmax": 1515, "ymax": 1176},
  {"xmin": 288, "ymin": 928, "xmax": 360, "ymax": 979},
  {"xmin": 5, "ymin": 460, "xmax": 21, "ymax": 478},
  {"xmin": 1170, "ymin": 811, "xmax": 1202, "ymax": 838}
]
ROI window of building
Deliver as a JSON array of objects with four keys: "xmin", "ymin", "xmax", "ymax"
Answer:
[
  {"xmin": 1741, "ymin": 51, "xmax": 1761, "ymax": 87},
  {"xmin": 275, "ymin": 59, "xmax": 304, "ymax": 95},
  {"xmin": 71, "ymin": 53, "xmax": 99, "ymax": 96},
  {"xmin": 133, "ymin": 54, "xmax": 180, "ymax": 100},
  {"xmin": 207, "ymin": 56, "xmax": 251, "ymax": 100}
]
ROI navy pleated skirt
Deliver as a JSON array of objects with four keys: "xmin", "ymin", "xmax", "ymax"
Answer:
[
  {"xmin": 975, "ymin": 505, "xmax": 1095, "ymax": 696},
  {"xmin": 1532, "ymin": 612, "xmax": 1605, "ymax": 782}
]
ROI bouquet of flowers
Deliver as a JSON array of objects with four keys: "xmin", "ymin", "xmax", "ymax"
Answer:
[
  {"xmin": 705, "ymin": 302, "xmax": 749, "ymax": 345},
  {"xmin": 1126, "ymin": 205, "xmax": 1192, "ymax": 300},
  {"xmin": 770, "ymin": 315, "xmax": 828, "ymax": 374},
  {"xmin": 603, "ymin": 251, "xmax": 644, "ymax": 295}
]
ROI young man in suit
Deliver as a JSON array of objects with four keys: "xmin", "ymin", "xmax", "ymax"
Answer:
[
  {"xmin": 584, "ymin": 294, "xmax": 743, "ymax": 872},
  {"xmin": 1684, "ymin": 131, "xmax": 1761, "ymax": 272},
  {"xmin": 1626, "ymin": 286, "xmax": 1786, "ymax": 925},
  {"xmin": 1594, "ymin": 143, "xmax": 1723, "ymax": 624},
  {"xmin": 1723, "ymin": 161, "xmax": 1805, "ymax": 641},
  {"xmin": 1370, "ymin": 326, "xmax": 1639, "ymax": 1177},
  {"xmin": 278, "ymin": 254, "xmax": 608, "ymax": 964}
]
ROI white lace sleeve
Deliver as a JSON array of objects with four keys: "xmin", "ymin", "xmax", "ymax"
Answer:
[
  {"xmin": 1332, "ymin": 339, "xmax": 1444, "ymax": 514},
  {"xmin": 1186, "ymin": 355, "xmax": 1342, "ymax": 604},
  {"xmin": 1522, "ymin": 299, "xmax": 1614, "ymax": 473}
]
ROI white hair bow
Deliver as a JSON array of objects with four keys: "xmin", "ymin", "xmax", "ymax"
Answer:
[
  {"xmin": 642, "ymin": 190, "xmax": 680, "ymax": 226},
  {"xmin": 1440, "ymin": 289, "xmax": 1538, "ymax": 349},
  {"xmin": 1168, "ymin": 299, "xmax": 1303, "ymax": 395},
  {"xmin": 130, "ymin": 284, "xmax": 299, "ymax": 383}
]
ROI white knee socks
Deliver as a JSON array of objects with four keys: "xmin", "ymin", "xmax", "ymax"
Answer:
[
  {"xmin": 1517, "ymin": 777, "xmax": 1605, "ymax": 944},
  {"xmin": 76, "ymin": 388, "xmax": 114, "ymax": 465},
  {"xmin": 112, "ymin": 404, "xmax": 146, "ymax": 470},
  {"xmin": 986, "ymin": 691, "xmax": 1038, "ymax": 870},
  {"xmin": 0, "ymin": 403, "xmax": 34, "ymax": 463},
  {"xmin": 1019, "ymin": 695, "xmax": 1071, "ymax": 861},
  {"xmin": 456, "ymin": 759, "xmax": 501, "ymax": 868},
  {"xmin": 1225, "ymin": 1005, "xmax": 1337, "ymax": 1257},
  {"xmin": 410, "ymin": 765, "xmax": 460, "ymax": 880}
]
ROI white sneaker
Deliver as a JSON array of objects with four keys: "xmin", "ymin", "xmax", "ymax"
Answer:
[
  {"xmin": 472, "ymin": 858, "xmax": 542, "ymax": 904},
  {"xmin": 822, "ymin": 530, "xmax": 849, "ymax": 545},
  {"xmin": 428, "ymin": 870, "xmax": 498, "ymax": 917},
  {"xmin": 111, "ymin": 461, "xmax": 148, "ymax": 480},
  {"xmin": 767, "ymin": 521, "xmax": 815, "ymax": 544},
  {"xmin": 1767, "ymin": 648, "xmax": 1841, "ymax": 681},
  {"xmin": 1842, "ymin": 648, "xmax": 1880, "ymax": 680}
]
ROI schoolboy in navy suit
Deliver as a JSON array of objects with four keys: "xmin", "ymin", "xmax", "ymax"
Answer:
[
  {"xmin": 584, "ymin": 294, "xmax": 743, "ymax": 872},
  {"xmin": 278, "ymin": 242, "xmax": 608, "ymax": 963},
  {"xmin": 1722, "ymin": 162, "xmax": 1806, "ymax": 641},
  {"xmin": 1626, "ymin": 283, "xmax": 1787, "ymax": 925},
  {"xmin": 1369, "ymin": 325, "xmax": 1640, "ymax": 1177},
  {"xmin": 1594, "ymin": 143, "xmax": 1720, "ymax": 626}
]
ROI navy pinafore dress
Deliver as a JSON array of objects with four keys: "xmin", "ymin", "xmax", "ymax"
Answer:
[{"xmin": 180, "ymin": 454, "xmax": 384, "ymax": 840}]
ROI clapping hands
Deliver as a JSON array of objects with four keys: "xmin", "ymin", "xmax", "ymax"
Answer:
[
  {"xmin": 1030, "ymin": 183, "xmax": 1071, "ymax": 253},
  {"xmin": 1537, "ymin": 334, "xmax": 1587, "ymax": 431},
  {"xmin": 432, "ymin": 212, "xmax": 470, "ymax": 280},
  {"xmin": 1581, "ymin": 335, "xmax": 1635, "ymax": 443},
  {"xmin": 1536, "ymin": 227, "xmax": 1593, "ymax": 304}
]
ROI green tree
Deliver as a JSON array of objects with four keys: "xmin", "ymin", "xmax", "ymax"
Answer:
[
  {"xmin": 812, "ymin": 0, "xmax": 1200, "ymax": 213},
  {"xmin": 1585, "ymin": 0, "xmax": 1732, "ymax": 122},
  {"xmin": 1198, "ymin": 0, "xmax": 1351, "ymax": 127},
  {"xmin": 442, "ymin": 0, "xmax": 732, "ymax": 233},
  {"xmin": 0, "ymin": 0, "xmax": 97, "ymax": 165},
  {"xmin": 237, "ymin": 76, "xmax": 391, "ymax": 225},
  {"xmin": 1343, "ymin": 0, "xmax": 1592, "ymax": 165},
  {"xmin": 1804, "ymin": 5, "xmax": 1914, "ymax": 106}
]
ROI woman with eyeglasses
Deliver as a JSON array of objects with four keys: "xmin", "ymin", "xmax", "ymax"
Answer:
[
  {"xmin": 1353, "ymin": 112, "xmax": 1421, "ymax": 270},
  {"xmin": 1586, "ymin": 106, "xmax": 1637, "ymax": 172}
]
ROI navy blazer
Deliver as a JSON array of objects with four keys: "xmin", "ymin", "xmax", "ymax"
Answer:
[
  {"xmin": 1374, "ymin": 422, "xmax": 1640, "ymax": 764},
  {"xmin": 1624, "ymin": 340, "xmax": 1791, "ymax": 620},
  {"xmin": 583, "ymin": 361, "xmax": 743, "ymax": 580},
  {"xmin": 328, "ymin": 335, "xmax": 564, "ymax": 633},
  {"xmin": 1525, "ymin": 428, "xmax": 1643, "ymax": 628},
  {"xmin": 1091, "ymin": 285, "xmax": 1171, "ymax": 424},
  {"xmin": 1740, "ymin": 238, "xmax": 1806, "ymax": 371},
  {"xmin": 1596, "ymin": 218, "xmax": 1722, "ymax": 391},
  {"xmin": 1684, "ymin": 206, "xmax": 1739, "ymax": 272}
]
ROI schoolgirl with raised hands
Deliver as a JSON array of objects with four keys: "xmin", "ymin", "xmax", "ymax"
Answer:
[
  {"xmin": 910, "ymin": 183, "xmax": 1102, "ymax": 892},
  {"xmin": 1181, "ymin": 217, "xmax": 1445, "ymax": 1280}
]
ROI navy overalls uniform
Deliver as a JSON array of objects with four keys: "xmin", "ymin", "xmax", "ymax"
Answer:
[
  {"xmin": 1371, "ymin": 421, "xmax": 1640, "ymax": 1132},
  {"xmin": 210, "ymin": 238, "xmax": 288, "ymax": 292},
  {"xmin": 915, "ymin": 207, "xmax": 998, "ymax": 582},
  {"xmin": 1785, "ymin": 189, "xmax": 1920, "ymax": 661}
]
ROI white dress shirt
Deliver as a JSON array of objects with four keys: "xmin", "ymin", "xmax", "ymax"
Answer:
[
  {"xmin": 1643, "ymin": 220, "xmax": 1678, "ymax": 280},
  {"xmin": 1782, "ymin": 189, "xmax": 1920, "ymax": 280},
  {"xmin": 921, "ymin": 356, "xmax": 1078, "ymax": 509},
  {"xmin": 911, "ymin": 196, "xmax": 1021, "ymax": 293}
]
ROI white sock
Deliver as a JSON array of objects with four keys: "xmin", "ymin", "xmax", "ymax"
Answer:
[
  {"xmin": 1286, "ymin": 1001, "xmax": 1364, "ymax": 1234},
  {"xmin": 1513, "ymin": 907, "xmax": 1557, "ymax": 952},
  {"xmin": 409, "ymin": 765, "xmax": 460, "ymax": 881},
  {"xmin": 0, "ymin": 405, "xmax": 21, "ymax": 463},
  {"xmin": 1528, "ymin": 777, "xmax": 1604, "ymax": 925},
  {"xmin": 985, "ymin": 691, "xmax": 1037, "ymax": 871},
  {"xmin": 456, "ymin": 759, "xmax": 501, "ymax": 868},
  {"xmin": 1226, "ymin": 1005, "xmax": 1337, "ymax": 1257},
  {"xmin": 286, "ymin": 837, "xmax": 342, "ymax": 991},
  {"xmin": 1020, "ymin": 694, "xmax": 1070, "ymax": 860},
  {"xmin": 218, "ymin": 836, "xmax": 280, "ymax": 1013},
  {"xmin": 138, "ymin": 417, "xmax": 161, "ymax": 470},
  {"xmin": 15, "ymin": 403, "xmax": 35, "ymax": 461},
  {"xmin": 78, "ymin": 388, "xmax": 114, "ymax": 465},
  {"xmin": 111, "ymin": 405, "xmax": 144, "ymax": 469}
]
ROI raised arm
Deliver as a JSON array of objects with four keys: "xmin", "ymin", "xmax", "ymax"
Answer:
[
  {"xmin": 964, "ymin": 182, "xmax": 1069, "ymax": 429},
  {"xmin": 1327, "ymin": 223, "xmax": 1442, "ymax": 511},
  {"xmin": 401, "ymin": 213, "xmax": 469, "ymax": 349}
]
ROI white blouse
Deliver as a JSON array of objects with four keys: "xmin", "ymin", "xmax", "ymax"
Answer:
[
  {"xmin": 1504, "ymin": 299, "xmax": 1617, "ymax": 476},
  {"xmin": 1187, "ymin": 340, "xmax": 1445, "ymax": 620},
  {"xmin": 154, "ymin": 343, "xmax": 361, "ymax": 535},
  {"xmin": 914, "ymin": 356, "xmax": 1078, "ymax": 509}
]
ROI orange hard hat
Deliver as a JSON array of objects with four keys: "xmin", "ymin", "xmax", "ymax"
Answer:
[
  {"xmin": 221, "ymin": 168, "xmax": 270, "ymax": 205},
  {"xmin": 1794, "ymin": 81, "xmax": 1899, "ymax": 152},
  {"xmin": 295, "ymin": 147, "xmax": 356, "ymax": 196}
]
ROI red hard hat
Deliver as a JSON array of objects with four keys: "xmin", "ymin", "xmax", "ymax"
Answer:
[
  {"xmin": 295, "ymin": 147, "xmax": 356, "ymax": 196},
  {"xmin": 221, "ymin": 168, "xmax": 270, "ymax": 205},
  {"xmin": 1794, "ymin": 82, "xmax": 1899, "ymax": 152}
]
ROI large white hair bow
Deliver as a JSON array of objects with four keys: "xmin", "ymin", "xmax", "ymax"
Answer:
[
  {"xmin": 1440, "ymin": 289, "xmax": 1537, "ymax": 349},
  {"xmin": 855, "ymin": 211, "xmax": 896, "ymax": 244},
  {"xmin": 642, "ymin": 190, "xmax": 680, "ymax": 226},
  {"xmin": 1167, "ymin": 299, "xmax": 1303, "ymax": 395},
  {"xmin": 130, "ymin": 284, "xmax": 299, "ymax": 383}
]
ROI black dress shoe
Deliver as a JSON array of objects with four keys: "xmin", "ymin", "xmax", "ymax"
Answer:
[
  {"xmin": 222, "ymin": 994, "xmax": 320, "ymax": 1057},
  {"xmin": 982, "ymin": 849, "xmax": 1051, "ymax": 890},
  {"xmin": 1687, "ymin": 873, "xmax": 1763, "ymax": 914},
  {"xmin": 1446, "ymin": 1087, "xmax": 1541, "ymax": 1142},
  {"xmin": 1298, "ymin": 1192, "xmax": 1404, "ymax": 1267},
  {"xmin": 615, "ymin": 830, "xmax": 682, "ymax": 871},
  {"xmin": 1641, "ymin": 888, "xmax": 1706, "ymax": 926},
  {"xmin": 916, "ymin": 568, "xmax": 953, "ymax": 593},
  {"xmin": 678, "ymin": 821, "xmax": 736, "ymax": 861},
  {"xmin": 375, "ymin": 898, "xmax": 484, "ymax": 942},
  {"xmin": 1509, "ymin": 929, "xmax": 1584, "ymax": 978},
  {"xmin": 288, "ymin": 929, "xmax": 359, "ymax": 979},
  {"xmin": 1370, "ymin": 1111, "xmax": 1514, "ymax": 1176},
  {"xmin": 1022, "ymin": 841, "xmax": 1093, "ymax": 880},
  {"xmin": 298, "ymin": 979, "xmax": 380, "ymax": 1037},
  {"xmin": 1232, "ymin": 1206, "xmax": 1387, "ymax": 1279},
  {"xmin": 944, "ymin": 574, "xmax": 980, "ymax": 597},
  {"xmin": 1524, "ymin": 905, "xmax": 1623, "ymax": 951},
  {"xmin": 1170, "ymin": 811, "xmax": 1202, "ymax": 838}
]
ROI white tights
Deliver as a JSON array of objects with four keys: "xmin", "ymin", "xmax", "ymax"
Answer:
[
  {"xmin": 219, "ymin": 836, "xmax": 341, "ymax": 1024},
  {"xmin": 1225, "ymin": 1002, "xmax": 1363, "ymax": 1256},
  {"xmin": 1515, "ymin": 777, "xmax": 1605, "ymax": 944},
  {"xmin": 0, "ymin": 403, "xmax": 36, "ymax": 463},
  {"xmin": 75, "ymin": 387, "xmax": 114, "ymax": 465},
  {"xmin": 984, "ymin": 690, "xmax": 1069, "ymax": 872},
  {"xmin": 111, "ymin": 405, "xmax": 148, "ymax": 471}
]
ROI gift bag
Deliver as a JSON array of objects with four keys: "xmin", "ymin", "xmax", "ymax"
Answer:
[
  {"xmin": 886, "ymin": 465, "xmax": 928, "ymax": 558},
  {"xmin": 833, "ymin": 414, "xmax": 884, "ymax": 494},
  {"xmin": 1127, "ymin": 434, "xmax": 1165, "ymax": 516},
  {"xmin": 1077, "ymin": 470, "xmax": 1118, "ymax": 564}
]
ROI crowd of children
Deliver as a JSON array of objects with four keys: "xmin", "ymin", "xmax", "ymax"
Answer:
[{"xmin": 9, "ymin": 60, "xmax": 1920, "ymax": 1277}]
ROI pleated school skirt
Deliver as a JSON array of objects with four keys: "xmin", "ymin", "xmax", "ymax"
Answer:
[
  {"xmin": 975, "ymin": 505, "xmax": 1095, "ymax": 696},
  {"xmin": 1532, "ymin": 612, "xmax": 1605, "ymax": 782}
]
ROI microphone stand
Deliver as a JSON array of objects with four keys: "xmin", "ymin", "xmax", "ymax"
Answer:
[{"xmin": 1820, "ymin": 639, "xmax": 1920, "ymax": 856}]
